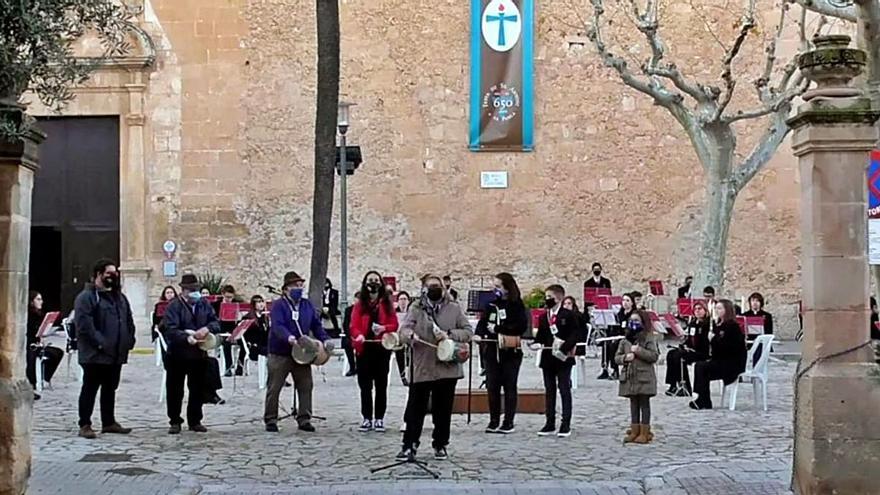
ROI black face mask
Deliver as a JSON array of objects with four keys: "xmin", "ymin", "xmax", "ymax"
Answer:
[
  {"xmin": 103, "ymin": 275, "xmax": 119, "ymax": 290},
  {"xmin": 367, "ymin": 282, "xmax": 380, "ymax": 293},
  {"xmin": 545, "ymin": 297, "xmax": 556, "ymax": 308},
  {"xmin": 426, "ymin": 287, "xmax": 443, "ymax": 302},
  {"xmin": 593, "ymin": 270, "xmax": 601, "ymax": 277}
]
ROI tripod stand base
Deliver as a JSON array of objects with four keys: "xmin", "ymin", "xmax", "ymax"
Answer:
[
  {"xmin": 370, "ymin": 458, "xmax": 440, "ymax": 479},
  {"xmin": 669, "ymin": 382, "xmax": 692, "ymax": 397}
]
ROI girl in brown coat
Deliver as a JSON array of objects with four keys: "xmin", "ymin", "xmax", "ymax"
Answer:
[{"xmin": 615, "ymin": 310, "xmax": 660, "ymax": 444}]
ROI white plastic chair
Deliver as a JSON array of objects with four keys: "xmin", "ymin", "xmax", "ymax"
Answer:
[
  {"xmin": 258, "ymin": 355, "xmax": 268, "ymax": 389},
  {"xmin": 157, "ymin": 332, "xmax": 168, "ymax": 403},
  {"xmin": 722, "ymin": 334, "xmax": 774, "ymax": 411}
]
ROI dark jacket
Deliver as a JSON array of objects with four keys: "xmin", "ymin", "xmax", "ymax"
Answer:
[
  {"xmin": 677, "ymin": 284, "xmax": 692, "ymax": 299},
  {"xmin": 535, "ymin": 307, "xmax": 579, "ymax": 369},
  {"xmin": 684, "ymin": 317, "xmax": 711, "ymax": 360},
  {"xmin": 709, "ymin": 320, "xmax": 747, "ymax": 385},
  {"xmin": 162, "ymin": 296, "xmax": 221, "ymax": 361},
  {"xmin": 74, "ymin": 284, "xmax": 136, "ymax": 365},
  {"xmin": 584, "ymin": 276, "xmax": 612, "ymax": 290},
  {"xmin": 322, "ymin": 288, "xmax": 340, "ymax": 317},
  {"xmin": 27, "ymin": 309, "xmax": 41, "ymax": 348},
  {"xmin": 244, "ymin": 311, "xmax": 270, "ymax": 356},
  {"xmin": 268, "ymin": 296, "xmax": 329, "ymax": 356},
  {"xmin": 872, "ymin": 311, "xmax": 879, "ymax": 340},
  {"xmin": 742, "ymin": 309, "xmax": 774, "ymax": 341},
  {"xmin": 615, "ymin": 329, "xmax": 660, "ymax": 397},
  {"xmin": 475, "ymin": 298, "xmax": 528, "ymax": 338},
  {"xmin": 342, "ymin": 305, "xmax": 354, "ymax": 337}
]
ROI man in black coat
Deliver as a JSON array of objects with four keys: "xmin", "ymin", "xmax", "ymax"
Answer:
[
  {"xmin": 322, "ymin": 278, "xmax": 341, "ymax": 338},
  {"xmin": 583, "ymin": 262, "xmax": 612, "ymax": 290},
  {"xmin": 74, "ymin": 259, "xmax": 136, "ymax": 439},
  {"xmin": 533, "ymin": 285, "xmax": 580, "ymax": 437},
  {"xmin": 162, "ymin": 273, "xmax": 221, "ymax": 434}
]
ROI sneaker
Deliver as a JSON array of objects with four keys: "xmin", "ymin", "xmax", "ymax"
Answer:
[
  {"xmin": 374, "ymin": 419, "xmax": 386, "ymax": 432},
  {"xmin": 433, "ymin": 447, "xmax": 448, "ymax": 460},
  {"xmin": 537, "ymin": 423, "xmax": 556, "ymax": 436},
  {"xmin": 101, "ymin": 423, "xmax": 132, "ymax": 434},
  {"xmin": 485, "ymin": 420, "xmax": 500, "ymax": 433},
  {"xmin": 498, "ymin": 423, "xmax": 515, "ymax": 434},
  {"xmin": 168, "ymin": 424, "xmax": 181, "ymax": 435},
  {"xmin": 299, "ymin": 423, "xmax": 316, "ymax": 432},
  {"xmin": 359, "ymin": 419, "xmax": 373, "ymax": 432},
  {"xmin": 78, "ymin": 425, "xmax": 97, "ymax": 439},
  {"xmin": 597, "ymin": 369, "xmax": 610, "ymax": 380},
  {"xmin": 395, "ymin": 446, "xmax": 415, "ymax": 461},
  {"xmin": 557, "ymin": 423, "xmax": 572, "ymax": 438},
  {"xmin": 265, "ymin": 423, "xmax": 279, "ymax": 433},
  {"xmin": 189, "ymin": 424, "xmax": 208, "ymax": 433},
  {"xmin": 345, "ymin": 370, "xmax": 357, "ymax": 377}
]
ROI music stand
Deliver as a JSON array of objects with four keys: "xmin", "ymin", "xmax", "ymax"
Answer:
[
  {"xmin": 669, "ymin": 349, "xmax": 692, "ymax": 398},
  {"xmin": 370, "ymin": 339, "xmax": 440, "ymax": 479}
]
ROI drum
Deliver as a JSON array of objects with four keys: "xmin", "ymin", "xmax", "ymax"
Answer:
[
  {"xmin": 381, "ymin": 332, "xmax": 402, "ymax": 351},
  {"xmin": 498, "ymin": 334, "xmax": 521, "ymax": 350},
  {"xmin": 291, "ymin": 336, "xmax": 321, "ymax": 365},
  {"xmin": 551, "ymin": 337, "xmax": 575, "ymax": 361},
  {"xmin": 197, "ymin": 333, "xmax": 221, "ymax": 352},
  {"xmin": 313, "ymin": 341, "xmax": 331, "ymax": 366},
  {"xmin": 436, "ymin": 339, "xmax": 470, "ymax": 363}
]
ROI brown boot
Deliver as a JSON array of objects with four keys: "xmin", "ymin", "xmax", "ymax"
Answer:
[
  {"xmin": 623, "ymin": 423, "xmax": 640, "ymax": 443},
  {"xmin": 78, "ymin": 425, "xmax": 97, "ymax": 439},
  {"xmin": 633, "ymin": 424, "xmax": 652, "ymax": 444},
  {"xmin": 102, "ymin": 423, "xmax": 132, "ymax": 434}
]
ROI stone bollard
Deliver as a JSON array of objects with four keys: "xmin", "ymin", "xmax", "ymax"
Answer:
[
  {"xmin": 0, "ymin": 104, "xmax": 44, "ymax": 495},
  {"xmin": 789, "ymin": 35, "xmax": 880, "ymax": 495}
]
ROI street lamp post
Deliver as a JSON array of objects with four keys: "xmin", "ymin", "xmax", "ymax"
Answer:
[{"xmin": 337, "ymin": 101, "xmax": 354, "ymax": 308}]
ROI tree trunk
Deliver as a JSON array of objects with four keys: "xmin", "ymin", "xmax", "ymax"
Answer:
[{"xmin": 308, "ymin": 0, "xmax": 340, "ymax": 308}]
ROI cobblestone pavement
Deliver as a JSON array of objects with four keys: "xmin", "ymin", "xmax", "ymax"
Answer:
[{"xmin": 28, "ymin": 345, "xmax": 796, "ymax": 494}]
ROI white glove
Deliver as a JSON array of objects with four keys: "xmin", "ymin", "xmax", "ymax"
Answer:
[
  {"xmin": 288, "ymin": 336, "xmax": 298, "ymax": 345},
  {"xmin": 552, "ymin": 349, "xmax": 567, "ymax": 362}
]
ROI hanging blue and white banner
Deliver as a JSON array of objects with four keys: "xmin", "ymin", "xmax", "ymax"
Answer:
[{"xmin": 469, "ymin": 0, "xmax": 534, "ymax": 151}]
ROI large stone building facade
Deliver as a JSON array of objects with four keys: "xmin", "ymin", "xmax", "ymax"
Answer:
[{"xmin": 25, "ymin": 0, "xmax": 809, "ymax": 336}]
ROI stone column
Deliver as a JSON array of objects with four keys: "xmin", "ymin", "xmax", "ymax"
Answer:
[
  {"xmin": 0, "ymin": 106, "xmax": 44, "ymax": 495},
  {"xmin": 121, "ymin": 73, "xmax": 152, "ymax": 336},
  {"xmin": 789, "ymin": 35, "xmax": 880, "ymax": 495}
]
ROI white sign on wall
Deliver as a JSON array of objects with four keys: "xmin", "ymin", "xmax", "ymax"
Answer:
[
  {"xmin": 480, "ymin": 171, "xmax": 509, "ymax": 189},
  {"xmin": 869, "ymin": 219, "xmax": 880, "ymax": 265}
]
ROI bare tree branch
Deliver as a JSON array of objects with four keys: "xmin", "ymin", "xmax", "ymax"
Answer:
[
  {"xmin": 712, "ymin": 0, "xmax": 758, "ymax": 122},
  {"xmin": 724, "ymin": 74, "xmax": 808, "ymax": 122},
  {"xmin": 732, "ymin": 107, "xmax": 792, "ymax": 190},
  {"xmin": 789, "ymin": 0, "xmax": 857, "ymax": 22}
]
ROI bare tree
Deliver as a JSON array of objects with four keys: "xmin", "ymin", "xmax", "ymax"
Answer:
[
  {"xmin": 586, "ymin": 0, "xmax": 818, "ymax": 290},
  {"xmin": 308, "ymin": 0, "xmax": 340, "ymax": 307}
]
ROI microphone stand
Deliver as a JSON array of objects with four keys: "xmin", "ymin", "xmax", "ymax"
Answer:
[{"xmin": 370, "ymin": 338, "xmax": 440, "ymax": 479}]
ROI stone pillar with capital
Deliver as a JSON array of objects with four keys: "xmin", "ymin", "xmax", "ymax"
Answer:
[
  {"xmin": 0, "ymin": 104, "xmax": 44, "ymax": 495},
  {"xmin": 789, "ymin": 35, "xmax": 880, "ymax": 495}
]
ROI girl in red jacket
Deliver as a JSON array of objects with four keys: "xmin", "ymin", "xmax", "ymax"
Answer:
[{"xmin": 351, "ymin": 270, "xmax": 399, "ymax": 432}]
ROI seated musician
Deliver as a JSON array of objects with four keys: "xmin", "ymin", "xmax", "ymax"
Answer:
[
  {"xmin": 244, "ymin": 294, "xmax": 270, "ymax": 360},
  {"xmin": 664, "ymin": 301, "xmax": 710, "ymax": 396},
  {"xmin": 152, "ymin": 286, "xmax": 177, "ymax": 342},
  {"xmin": 214, "ymin": 285, "xmax": 245, "ymax": 376},
  {"xmin": 690, "ymin": 299, "xmax": 747, "ymax": 410},
  {"xmin": 26, "ymin": 291, "xmax": 64, "ymax": 400},
  {"xmin": 742, "ymin": 292, "xmax": 774, "ymax": 364}
]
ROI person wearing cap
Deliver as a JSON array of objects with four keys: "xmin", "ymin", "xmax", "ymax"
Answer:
[
  {"xmin": 161, "ymin": 273, "xmax": 221, "ymax": 434},
  {"xmin": 264, "ymin": 271, "xmax": 333, "ymax": 433}
]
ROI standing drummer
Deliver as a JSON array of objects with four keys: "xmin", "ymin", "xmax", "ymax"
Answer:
[
  {"xmin": 396, "ymin": 274, "xmax": 473, "ymax": 462},
  {"xmin": 264, "ymin": 271, "xmax": 331, "ymax": 433},
  {"xmin": 474, "ymin": 272, "xmax": 528, "ymax": 435}
]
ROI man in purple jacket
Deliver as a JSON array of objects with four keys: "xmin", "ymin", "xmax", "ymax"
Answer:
[{"xmin": 264, "ymin": 271, "xmax": 332, "ymax": 432}]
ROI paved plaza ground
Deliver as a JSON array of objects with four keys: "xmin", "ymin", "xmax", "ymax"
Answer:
[{"xmin": 28, "ymin": 342, "xmax": 797, "ymax": 495}]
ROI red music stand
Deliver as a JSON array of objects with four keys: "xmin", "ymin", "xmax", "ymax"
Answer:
[
  {"xmin": 226, "ymin": 318, "xmax": 255, "ymax": 343},
  {"xmin": 735, "ymin": 316, "xmax": 748, "ymax": 335},
  {"xmin": 36, "ymin": 312, "xmax": 60, "ymax": 339},
  {"xmin": 594, "ymin": 296, "xmax": 611, "ymax": 310},
  {"xmin": 219, "ymin": 302, "xmax": 239, "ymax": 322},
  {"xmin": 531, "ymin": 309, "xmax": 544, "ymax": 330},
  {"xmin": 649, "ymin": 280, "xmax": 664, "ymax": 296},
  {"xmin": 584, "ymin": 287, "xmax": 612, "ymax": 305},
  {"xmin": 608, "ymin": 295, "xmax": 623, "ymax": 307},
  {"xmin": 383, "ymin": 276, "xmax": 397, "ymax": 292},
  {"xmin": 744, "ymin": 316, "xmax": 765, "ymax": 336},
  {"xmin": 238, "ymin": 302, "xmax": 252, "ymax": 314},
  {"xmin": 205, "ymin": 295, "xmax": 220, "ymax": 303},
  {"xmin": 662, "ymin": 313, "xmax": 684, "ymax": 337}
]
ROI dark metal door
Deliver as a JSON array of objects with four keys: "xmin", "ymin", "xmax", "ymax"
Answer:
[{"xmin": 30, "ymin": 117, "xmax": 120, "ymax": 314}]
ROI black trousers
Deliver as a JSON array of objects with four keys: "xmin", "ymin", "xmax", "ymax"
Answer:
[
  {"xmin": 693, "ymin": 359, "xmax": 729, "ymax": 408},
  {"xmin": 357, "ymin": 346, "xmax": 391, "ymax": 420},
  {"xmin": 394, "ymin": 349, "xmax": 407, "ymax": 379},
  {"xmin": 341, "ymin": 335, "xmax": 357, "ymax": 372},
  {"xmin": 664, "ymin": 348, "xmax": 704, "ymax": 389},
  {"xmin": 403, "ymin": 378, "xmax": 457, "ymax": 450},
  {"xmin": 27, "ymin": 345, "xmax": 64, "ymax": 388},
  {"xmin": 484, "ymin": 348, "xmax": 522, "ymax": 425},
  {"xmin": 78, "ymin": 363, "xmax": 122, "ymax": 427},
  {"xmin": 166, "ymin": 358, "xmax": 207, "ymax": 426},
  {"xmin": 542, "ymin": 362, "xmax": 573, "ymax": 425}
]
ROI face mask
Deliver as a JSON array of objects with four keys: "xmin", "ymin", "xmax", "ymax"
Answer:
[
  {"xmin": 545, "ymin": 297, "xmax": 556, "ymax": 309},
  {"xmin": 187, "ymin": 291, "xmax": 202, "ymax": 302},
  {"xmin": 426, "ymin": 287, "xmax": 443, "ymax": 301},
  {"xmin": 367, "ymin": 282, "xmax": 380, "ymax": 293},
  {"xmin": 628, "ymin": 320, "xmax": 643, "ymax": 331},
  {"xmin": 493, "ymin": 288, "xmax": 504, "ymax": 299},
  {"xmin": 593, "ymin": 269, "xmax": 601, "ymax": 276},
  {"xmin": 103, "ymin": 275, "xmax": 119, "ymax": 290},
  {"xmin": 289, "ymin": 288, "xmax": 304, "ymax": 300}
]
